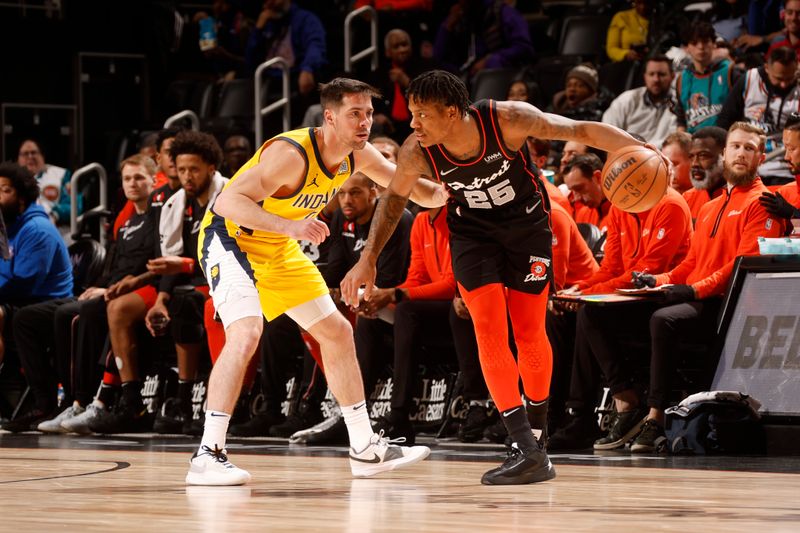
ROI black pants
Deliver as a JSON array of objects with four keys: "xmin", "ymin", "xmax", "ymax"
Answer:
[
  {"xmin": 546, "ymin": 308, "xmax": 580, "ymax": 424},
  {"xmin": 259, "ymin": 314, "xmax": 306, "ymax": 414},
  {"xmin": 575, "ymin": 299, "xmax": 721, "ymax": 411},
  {"xmin": 448, "ymin": 304, "xmax": 488, "ymax": 402},
  {"xmin": 356, "ymin": 300, "xmax": 486, "ymax": 415},
  {"xmin": 168, "ymin": 287, "xmax": 207, "ymax": 344},
  {"xmin": 14, "ymin": 296, "xmax": 107, "ymax": 411}
]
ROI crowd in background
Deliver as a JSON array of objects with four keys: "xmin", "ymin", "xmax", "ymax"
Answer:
[{"xmin": 1, "ymin": 0, "xmax": 799, "ymax": 454}]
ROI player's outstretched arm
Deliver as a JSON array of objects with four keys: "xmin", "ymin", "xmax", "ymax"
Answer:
[
  {"xmin": 496, "ymin": 100, "xmax": 645, "ymax": 154},
  {"xmin": 356, "ymin": 141, "xmax": 448, "ymax": 208},
  {"xmin": 341, "ymin": 138, "xmax": 431, "ymax": 307},
  {"xmin": 213, "ymin": 142, "xmax": 330, "ymax": 244}
]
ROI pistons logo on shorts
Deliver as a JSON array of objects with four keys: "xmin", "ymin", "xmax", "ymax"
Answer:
[{"xmin": 525, "ymin": 255, "xmax": 550, "ymax": 283}]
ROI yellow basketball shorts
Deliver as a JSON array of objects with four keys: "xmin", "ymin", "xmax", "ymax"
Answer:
[{"xmin": 199, "ymin": 220, "xmax": 330, "ymax": 328}]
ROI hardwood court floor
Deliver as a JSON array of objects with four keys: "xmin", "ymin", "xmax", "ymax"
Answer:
[{"xmin": 0, "ymin": 436, "xmax": 799, "ymax": 532}]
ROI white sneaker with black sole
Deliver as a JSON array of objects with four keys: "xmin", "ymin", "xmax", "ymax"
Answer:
[
  {"xmin": 38, "ymin": 404, "xmax": 85, "ymax": 433},
  {"xmin": 349, "ymin": 432, "xmax": 430, "ymax": 478},
  {"xmin": 186, "ymin": 446, "xmax": 251, "ymax": 486}
]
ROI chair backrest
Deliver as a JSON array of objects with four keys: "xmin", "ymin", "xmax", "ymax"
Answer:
[
  {"xmin": 576, "ymin": 222, "xmax": 607, "ymax": 260},
  {"xmin": 68, "ymin": 239, "xmax": 106, "ymax": 296},
  {"xmin": 528, "ymin": 56, "xmax": 581, "ymax": 106},
  {"xmin": 470, "ymin": 68, "xmax": 520, "ymax": 102},
  {"xmin": 558, "ymin": 15, "xmax": 611, "ymax": 58},
  {"xmin": 214, "ymin": 79, "xmax": 254, "ymax": 119}
]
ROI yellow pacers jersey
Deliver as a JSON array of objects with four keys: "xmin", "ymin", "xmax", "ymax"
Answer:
[
  {"xmin": 200, "ymin": 127, "xmax": 354, "ymax": 247},
  {"xmin": 198, "ymin": 128, "xmax": 353, "ymax": 320}
]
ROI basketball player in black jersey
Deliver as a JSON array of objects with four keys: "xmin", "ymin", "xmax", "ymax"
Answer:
[{"xmin": 342, "ymin": 70, "xmax": 661, "ymax": 485}]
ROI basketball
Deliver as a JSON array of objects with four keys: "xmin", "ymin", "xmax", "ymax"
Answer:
[{"xmin": 601, "ymin": 145, "xmax": 669, "ymax": 213}]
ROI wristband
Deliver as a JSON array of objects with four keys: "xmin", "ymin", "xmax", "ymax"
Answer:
[
  {"xmin": 181, "ymin": 257, "xmax": 195, "ymax": 274},
  {"xmin": 394, "ymin": 288, "xmax": 405, "ymax": 303}
]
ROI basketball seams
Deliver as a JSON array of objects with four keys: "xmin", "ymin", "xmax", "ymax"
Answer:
[
  {"xmin": 607, "ymin": 153, "xmax": 658, "ymax": 203},
  {"xmin": 624, "ymin": 158, "xmax": 668, "ymax": 211}
]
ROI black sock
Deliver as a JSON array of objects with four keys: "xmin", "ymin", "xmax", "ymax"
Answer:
[
  {"xmin": 97, "ymin": 383, "xmax": 119, "ymax": 407},
  {"xmin": 524, "ymin": 396, "xmax": 548, "ymax": 430},
  {"xmin": 501, "ymin": 405, "xmax": 538, "ymax": 451},
  {"xmin": 178, "ymin": 380, "xmax": 195, "ymax": 405},
  {"xmin": 121, "ymin": 381, "xmax": 143, "ymax": 408}
]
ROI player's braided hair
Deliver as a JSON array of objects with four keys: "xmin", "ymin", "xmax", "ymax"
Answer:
[
  {"xmin": 406, "ymin": 70, "xmax": 471, "ymax": 117},
  {"xmin": 169, "ymin": 130, "xmax": 223, "ymax": 167}
]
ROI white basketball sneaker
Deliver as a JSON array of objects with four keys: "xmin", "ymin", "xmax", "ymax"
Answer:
[
  {"xmin": 185, "ymin": 446, "xmax": 252, "ymax": 486},
  {"xmin": 38, "ymin": 403, "xmax": 85, "ymax": 433},
  {"xmin": 349, "ymin": 432, "xmax": 431, "ymax": 478}
]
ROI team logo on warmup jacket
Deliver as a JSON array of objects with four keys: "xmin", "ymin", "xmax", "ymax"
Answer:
[{"xmin": 525, "ymin": 255, "xmax": 550, "ymax": 282}]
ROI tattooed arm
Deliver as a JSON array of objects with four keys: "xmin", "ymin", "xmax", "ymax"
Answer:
[
  {"xmin": 341, "ymin": 137, "xmax": 435, "ymax": 307},
  {"xmin": 494, "ymin": 100, "xmax": 645, "ymax": 154}
]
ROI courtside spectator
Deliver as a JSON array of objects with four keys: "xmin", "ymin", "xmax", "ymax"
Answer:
[
  {"xmin": 674, "ymin": 22, "xmax": 740, "ymax": 133},
  {"xmin": 717, "ymin": 46, "xmax": 800, "ymax": 184},
  {"xmin": 371, "ymin": 29, "xmax": 439, "ymax": 141},
  {"xmin": 550, "ymin": 64, "xmax": 611, "ymax": 123},
  {"xmin": 433, "ymin": 0, "xmax": 533, "ymax": 77},
  {"xmin": 766, "ymin": 0, "xmax": 800, "ymax": 60},
  {"xmin": 606, "ymin": 0, "xmax": 651, "ymax": 62},
  {"xmin": 17, "ymin": 139, "xmax": 80, "ymax": 235},
  {"xmin": 0, "ymin": 162, "xmax": 72, "ymax": 430},
  {"xmin": 221, "ymin": 134, "xmax": 252, "ymax": 177},
  {"xmin": 602, "ymin": 55, "xmax": 679, "ymax": 148}
]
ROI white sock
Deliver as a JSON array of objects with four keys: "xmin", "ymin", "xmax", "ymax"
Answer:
[
  {"xmin": 341, "ymin": 402, "xmax": 374, "ymax": 451},
  {"xmin": 200, "ymin": 410, "xmax": 230, "ymax": 452}
]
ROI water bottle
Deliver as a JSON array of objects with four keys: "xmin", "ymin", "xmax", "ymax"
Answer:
[
  {"xmin": 57, "ymin": 383, "xmax": 65, "ymax": 407},
  {"xmin": 199, "ymin": 17, "xmax": 218, "ymax": 51}
]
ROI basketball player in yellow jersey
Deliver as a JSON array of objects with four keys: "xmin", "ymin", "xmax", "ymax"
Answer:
[{"xmin": 186, "ymin": 78, "xmax": 447, "ymax": 486}]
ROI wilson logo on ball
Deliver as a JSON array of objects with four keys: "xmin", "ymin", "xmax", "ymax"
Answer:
[{"xmin": 603, "ymin": 156, "xmax": 637, "ymax": 190}]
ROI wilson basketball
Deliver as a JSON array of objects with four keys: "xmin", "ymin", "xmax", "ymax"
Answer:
[{"xmin": 601, "ymin": 145, "xmax": 668, "ymax": 213}]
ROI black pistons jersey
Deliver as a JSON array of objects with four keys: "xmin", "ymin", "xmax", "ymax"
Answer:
[
  {"xmin": 423, "ymin": 99, "xmax": 542, "ymax": 214},
  {"xmin": 421, "ymin": 99, "xmax": 553, "ymax": 294}
]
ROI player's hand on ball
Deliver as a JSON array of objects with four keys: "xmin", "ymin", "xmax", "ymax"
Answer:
[
  {"xmin": 287, "ymin": 218, "xmax": 329, "ymax": 245},
  {"xmin": 341, "ymin": 257, "xmax": 377, "ymax": 309},
  {"xmin": 631, "ymin": 271, "xmax": 656, "ymax": 288},
  {"xmin": 644, "ymin": 143, "xmax": 673, "ymax": 176}
]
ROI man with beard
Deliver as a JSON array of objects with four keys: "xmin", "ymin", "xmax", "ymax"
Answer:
[
  {"xmin": 586, "ymin": 122, "xmax": 785, "ymax": 454},
  {"xmin": 91, "ymin": 131, "xmax": 227, "ymax": 434},
  {"xmin": 602, "ymin": 55, "xmax": 678, "ymax": 148},
  {"xmin": 0, "ymin": 163, "xmax": 71, "ymax": 375},
  {"xmin": 684, "ymin": 126, "xmax": 728, "ymax": 224},
  {"xmin": 759, "ymin": 113, "xmax": 800, "ymax": 221},
  {"xmin": 717, "ymin": 46, "xmax": 800, "ymax": 183}
]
